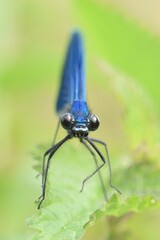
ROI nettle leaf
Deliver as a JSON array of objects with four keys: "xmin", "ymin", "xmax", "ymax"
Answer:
[
  {"xmin": 27, "ymin": 143, "xmax": 160, "ymax": 240},
  {"xmin": 27, "ymin": 64, "xmax": 160, "ymax": 239},
  {"xmin": 27, "ymin": 144, "xmax": 111, "ymax": 240},
  {"xmin": 89, "ymin": 194, "xmax": 160, "ymax": 224}
]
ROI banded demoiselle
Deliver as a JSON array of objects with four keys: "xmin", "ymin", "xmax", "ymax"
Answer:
[{"xmin": 38, "ymin": 32, "xmax": 121, "ymax": 209}]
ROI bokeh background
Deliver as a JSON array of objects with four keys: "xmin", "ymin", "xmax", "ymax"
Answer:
[{"xmin": 0, "ymin": 0, "xmax": 160, "ymax": 239}]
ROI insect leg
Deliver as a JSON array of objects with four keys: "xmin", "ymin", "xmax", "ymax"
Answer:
[
  {"xmin": 81, "ymin": 139, "xmax": 108, "ymax": 201},
  {"xmin": 38, "ymin": 147, "xmax": 55, "ymax": 200},
  {"xmin": 79, "ymin": 137, "xmax": 106, "ymax": 195},
  {"xmin": 37, "ymin": 119, "xmax": 61, "ymax": 180},
  {"xmin": 51, "ymin": 118, "xmax": 61, "ymax": 146},
  {"xmin": 89, "ymin": 138, "xmax": 121, "ymax": 194},
  {"xmin": 38, "ymin": 133, "xmax": 72, "ymax": 209}
]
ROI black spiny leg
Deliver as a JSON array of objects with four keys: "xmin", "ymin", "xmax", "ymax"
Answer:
[
  {"xmin": 38, "ymin": 134, "xmax": 72, "ymax": 209},
  {"xmin": 37, "ymin": 119, "xmax": 61, "ymax": 180},
  {"xmin": 51, "ymin": 118, "xmax": 61, "ymax": 146},
  {"xmin": 90, "ymin": 138, "xmax": 121, "ymax": 194},
  {"xmin": 81, "ymin": 139, "xmax": 108, "ymax": 201},
  {"xmin": 38, "ymin": 147, "xmax": 55, "ymax": 200},
  {"xmin": 78, "ymin": 137, "xmax": 106, "ymax": 195},
  {"xmin": 38, "ymin": 148, "xmax": 56, "ymax": 208}
]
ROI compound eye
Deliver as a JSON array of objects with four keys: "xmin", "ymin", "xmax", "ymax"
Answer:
[
  {"xmin": 89, "ymin": 114, "xmax": 100, "ymax": 131},
  {"xmin": 61, "ymin": 113, "xmax": 74, "ymax": 130}
]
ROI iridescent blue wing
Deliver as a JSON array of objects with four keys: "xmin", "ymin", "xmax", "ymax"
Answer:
[{"xmin": 56, "ymin": 32, "xmax": 86, "ymax": 114}]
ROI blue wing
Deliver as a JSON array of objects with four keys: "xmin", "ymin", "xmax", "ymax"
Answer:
[{"xmin": 56, "ymin": 31, "xmax": 86, "ymax": 114}]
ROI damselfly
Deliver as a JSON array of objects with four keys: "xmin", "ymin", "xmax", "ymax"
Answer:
[{"xmin": 38, "ymin": 32, "xmax": 121, "ymax": 209}]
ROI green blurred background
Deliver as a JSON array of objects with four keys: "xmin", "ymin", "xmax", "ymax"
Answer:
[{"xmin": 0, "ymin": 0, "xmax": 160, "ymax": 239}]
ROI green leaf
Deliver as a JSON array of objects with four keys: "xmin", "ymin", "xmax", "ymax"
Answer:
[
  {"xmin": 27, "ymin": 144, "xmax": 160, "ymax": 239},
  {"xmin": 27, "ymin": 144, "xmax": 108, "ymax": 240},
  {"xmin": 89, "ymin": 194, "xmax": 160, "ymax": 223}
]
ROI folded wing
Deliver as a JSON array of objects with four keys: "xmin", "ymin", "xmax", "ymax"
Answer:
[{"xmin": 56, "ymin": 32, "xmax": 86, "ymax": 115}]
